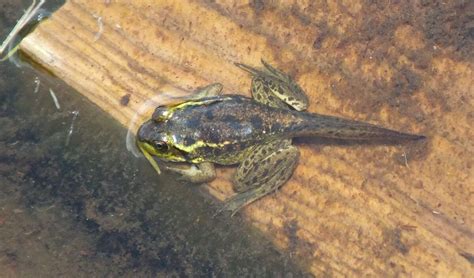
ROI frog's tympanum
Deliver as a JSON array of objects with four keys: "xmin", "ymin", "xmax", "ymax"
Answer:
[{"xmin": 137, "ymin": 60, "xmax": 425, "ymax": 216}]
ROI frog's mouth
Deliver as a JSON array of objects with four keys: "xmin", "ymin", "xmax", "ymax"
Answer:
[
  {"xmin": 137, "ymin": 141, "xmax": 162, "ymax": 175},
  {"xmin": 136, "ymin": 119, "xmax": 165, "ymax": 174}
]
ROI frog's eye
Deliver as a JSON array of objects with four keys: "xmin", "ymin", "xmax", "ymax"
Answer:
[
  {"xmin": 152, "ymin": 106, "xmax": 170, "ymax": 122},
  {"xmin": 152, "ymin": 140, "xmax": 169, "ymax": 152}
]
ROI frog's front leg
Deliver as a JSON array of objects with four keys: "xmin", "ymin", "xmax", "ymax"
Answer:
[
  {"xmin": 191, "ymin": 83, "xmax": 223, "ymax": 99},
  {"xmin": 221, "ymin": 140, "xmax": 299, "ymax": 216},
  {"xmin": 166, "ymin": 162, "xmax": 216, "ymax": 183}
]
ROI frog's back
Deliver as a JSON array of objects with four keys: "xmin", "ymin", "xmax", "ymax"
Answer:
[{"xmin": 164, "ymin": 95, "xmax": 301, "ymax": 162}]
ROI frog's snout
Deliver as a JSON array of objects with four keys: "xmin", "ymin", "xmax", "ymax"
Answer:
[{"xmin": 136, "ymin": 120, "xmax": 156, "ymax": 142}]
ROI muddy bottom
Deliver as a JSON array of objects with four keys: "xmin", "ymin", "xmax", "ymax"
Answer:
[{"xmin": 0, "ymin": 2, "xmax": 309, "ymax": 276}]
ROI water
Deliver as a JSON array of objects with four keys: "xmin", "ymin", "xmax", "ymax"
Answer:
[{"xmin": 0, "ymin": 0, "xmax": 308, "ymax": 276}]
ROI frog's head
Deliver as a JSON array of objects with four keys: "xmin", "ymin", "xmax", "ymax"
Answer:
[
  {"xmin": 136, "ymin": 107, "xmax": 189, "ymax": 173},
  {"xmin": 137, "ymin": 119, "xmax": 187, "ymax": 162}
]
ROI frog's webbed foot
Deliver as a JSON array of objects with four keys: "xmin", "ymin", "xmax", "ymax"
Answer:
[
  {"xmin": 166, "ymin": 162, "xmax": 216, "ymax": 184},
  {"xmin": 234, "ymin": 62, "xmax": 263, "ymax": 76},
  {"xmin": 260, "ymin": 59, "xmax": 292, "ymax": 82},
  {"xmin": 219, "ymin": 140, "xmax": 299, "ymax": 216},
  {"xmin": 236, "ymin": 60, "xmax": 308, "ymax": 111},
  {"xmin": 191, "ymin": 83, "xmax": 223, "ymax": 99}
]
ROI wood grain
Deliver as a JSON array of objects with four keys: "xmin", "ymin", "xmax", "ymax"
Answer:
[{"xmin": 20, "ymin": 0, "xmax": 473, "ymax": 276}]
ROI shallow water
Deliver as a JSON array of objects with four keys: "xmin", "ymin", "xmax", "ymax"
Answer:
[{"xmin": 0, "ymin": 1, "xmax": 308, "ymax": 276}]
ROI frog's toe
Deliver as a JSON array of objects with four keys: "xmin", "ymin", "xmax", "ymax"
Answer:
[
  {"xmin": 217, "ymin": 190, "xmax": 261, "ymax": 217},
  {"xmin": 216, "ymin": 199, "xmax": 243, "ymax": 217},
  {"xmin": 192, "ymin": 83, "xmax": 223, "ymax": 98}
]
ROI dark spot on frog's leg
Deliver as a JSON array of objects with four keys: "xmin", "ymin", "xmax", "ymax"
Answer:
[
  {"xmin": 250, "ymin": 116, "xmax": 263, "ymax": 129},
  {"xmin": 251, "ymin": 176, "xmax": 259, "ymax": 184},
  {"xmin": 274, "ymin": 159, "xmax": 283, "ymax": 167},
  {"xmin": 120, "ymin": 94, "xmax": 131, "ymax": 106}
]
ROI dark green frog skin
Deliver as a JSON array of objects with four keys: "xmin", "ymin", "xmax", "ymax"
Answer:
[{"xmin": 137, "ymin": 60, "xmax": 425, "ymax": 215}]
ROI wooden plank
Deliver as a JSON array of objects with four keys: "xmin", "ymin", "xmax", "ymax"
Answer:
[{"xmin": 20, "ymin": 0, "xmax": 473, "ymax": 276}]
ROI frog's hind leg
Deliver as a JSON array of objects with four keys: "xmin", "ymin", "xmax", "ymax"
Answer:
[
  {"xmin": 221, "ymin": 140, "xmax": 299, "ymax": 216},
  {"xmin": 235, "ymin": 60, "xmax": 288, "ymax": 82},
  {"xmin": 191, "ymin": 83, "xmax": 223, "ymax": 99},
  {"xmin": 250, "ymin": 75, "xmax": 290, "ymax": 109},
  {"xmin": 236, "ymin": 60, "xmax": 309, "ymax": 111},
  {"xmin": 235, "ymin": 60, "xmax": 288, "ymax": 108},
  {"xmin": 233, "ymin": 139, "xmax": 291, "ymax": 192},
  {"xmin": 260, "ymin": 59, "xmax": 291, "ymax": 82},
  {"xmin": 235, "ymin": 62, "xmax": 286, "ymax": 108},
  {"xmin": 234, "ymin": 62, "xmax": 263, "ymax": 76}
]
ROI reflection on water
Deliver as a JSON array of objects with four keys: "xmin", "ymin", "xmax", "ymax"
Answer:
[{"xmin": 0, "ymin": 0, "xmax": 307, "ymax": 276}]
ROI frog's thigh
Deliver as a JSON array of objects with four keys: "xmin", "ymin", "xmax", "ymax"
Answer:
[
  {"xmin": 192, "ymin": 83, "xmax": 223, "ymax": 99},
  {"xmin": 248, "ymin": 61, "xmax": 309, "ymax": 111},
  {"xmin": 234, "ymin": 139, "xmax": 292, "ymax": 192},
  {"xmin": 250, "ymin": 76, "xmax": 287, "ymax": 109},
  {"xmin": 225, "ymin": 143, "xmax": 299, "ymax": 215},
  {"xmin": 167, "ymin": 162, "xmax": 216, "ymax": 183}
]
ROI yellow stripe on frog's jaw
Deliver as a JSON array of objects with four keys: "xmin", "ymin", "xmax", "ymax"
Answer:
[
  {"xmin": 140, "ymin": 140, "xmax": 189, "ymax": 162},
  {"xmin": 137, "ymin": 142, "xmax": 162, "ymax": 175}
]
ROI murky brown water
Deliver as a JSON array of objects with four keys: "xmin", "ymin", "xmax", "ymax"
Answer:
[{"xmin": 0, "ymin": 1, "xmax": 309, "ymax": 276}]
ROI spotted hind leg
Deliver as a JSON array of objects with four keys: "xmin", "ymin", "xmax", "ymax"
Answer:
[
  {"xmin": 220, "ymin": 140, "xmax": 299, "ymax": 216},
  {"xmin": 235, "ymin": 60, "xmax": 308, "ymax": 111}
]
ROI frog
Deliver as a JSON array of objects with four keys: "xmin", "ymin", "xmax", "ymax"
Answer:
[{"xmin": 136, "ymin": 60, "xmax": 425, "ymax": 216}]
